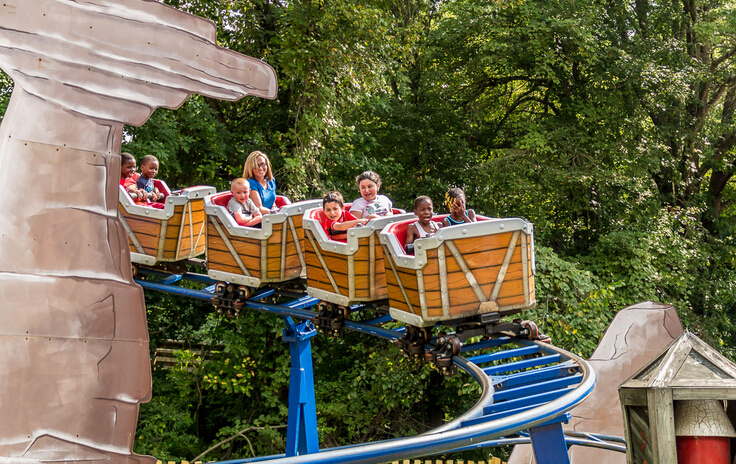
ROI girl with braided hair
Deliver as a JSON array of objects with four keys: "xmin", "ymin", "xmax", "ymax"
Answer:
[{"xmin": 442, "ymin": 187, "xmax": 477, "ymax": 227}]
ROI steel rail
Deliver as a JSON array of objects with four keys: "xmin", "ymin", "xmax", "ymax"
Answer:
[{"xmin": 137, "ymin": 272, "xmax": 603, "ymax": 464}]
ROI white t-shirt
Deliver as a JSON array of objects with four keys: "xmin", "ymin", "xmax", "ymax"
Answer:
[
  {"xmin": 350, "ymin": 195, "xmax": 392, "ymax": 217},
  {"xmin": 227, "ymin": 196, "xmax": 259, "ymax": 218}
]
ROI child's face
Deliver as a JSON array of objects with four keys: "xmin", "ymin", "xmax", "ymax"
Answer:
[
  {"xmin": 450, "ymin": 195, "xmax": 466, "ymax": 215},
  {"xmin": 141, "ymin": 160, "xmax": 159, "ymax": 179},
  {"xmin": 121, "ymin": 159, "xmax": 136, "ymax": 179},
  {"xmin": 359, "ymin": 179, "xmax": 379, "ymax": 202},
  {"xmin": 414, "ymin": 200, "xmax": 434, "ymax": 224},
  {"xmin": 323, "ymin": 201, "xmax": 343, "ymax": 221},
  {"xmin": 232, "ymin": 183, "xmax": 250, "ymax": 204}
]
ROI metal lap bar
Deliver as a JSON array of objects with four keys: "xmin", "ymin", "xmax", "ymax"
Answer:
[
  {"xmin": 493, "ymin": 374, "xmax": 583, "ymax": 402},
  {"xmin": 483, "ymin": 354, "xmax": 562, "ymax": 375},
  {"xmin": 469, "ymin": 345, "xmax": 540, "ymax": 364},
  {"xmin": 490, "ymin": 230, "xmax": 520, "ymax": 302},
  {"xmin": 211, "ymin": 218, "xmax": 251, "ymax": 277}
]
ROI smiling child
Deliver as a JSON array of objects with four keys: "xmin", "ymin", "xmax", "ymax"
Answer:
[
  {"xmin": 322, "ymin": 191, "xmax": 369, "ymax": 242},
  {"xmin": 349, "ymin": 171, "xmax": 393, "ymax": 219}
]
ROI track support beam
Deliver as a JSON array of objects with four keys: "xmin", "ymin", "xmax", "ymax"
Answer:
[
  {"xmin": 283, "ymin": 317, "xmax": 320, "ymax": 457},
  {"xmin": 529, "ymin": 422, "xmax": 571, "ymax": 464}
]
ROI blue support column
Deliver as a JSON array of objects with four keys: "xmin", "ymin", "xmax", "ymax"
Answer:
[
  {"xmin": 528, "ymin": 422, "xmax": 571, "ymax": 464},
  {"xmin": 282, "ymin": 316, "xmax": 320, "ymax": 457}
]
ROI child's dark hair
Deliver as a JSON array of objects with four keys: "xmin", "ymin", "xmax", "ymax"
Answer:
[
  {"xmin": 414, "ymin": 195, "xmax": 433, "ymax": 209},
  {"xmin": 121, "ymin": 152, "xmax": 135, "ymax": 166},
  {"xmin": 445, "ymin": 187, "xmax": 465, "ymax": 210},
  {"xmin": 323, "ymin": 191, "xmax": 345, "ymax": 208},
  {"xmin": 140, "ymin": 154, "xmax": 158, "ymax": 167},
  {"xmin": 355, "ymin": 171, "xmax": 381, "ymax": 189}
]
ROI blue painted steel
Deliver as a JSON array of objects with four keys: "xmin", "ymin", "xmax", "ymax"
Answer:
[
  {"xmin": 282, "ymin": 317, "xmax": 320, "ymax": 457},
  {"xmin": 461, "ymin": 336, "xmax": 513, "ymax": 353},
  {"xmin": 467, "ymin": 344, "xmax": 539, "ymax": 364},
  {"xmin": 529, "ymin": 422, "xmax": 571, "ymax": 464},
  {"xmin": 250, "ymin": 288, "xmax": 276, "ymax": 300},
  {"xmin": 462, "ymin": 404, "xmax": 540, "ymax": 427},
  {"xmin": 483, "ymin": 354, "xmax": 562, "ymax": 375},
  {"xmin": 135, "ymin": 279, "xmax": 213, "ymax": 300},
  {"xmin": 160, "ymin": 274, "xmax": 184, "ymax": 285},
  {"xmin": 484, "ymin": 387, "xmax": 575, "ymax": 415},
  {"xmin": 135, "ymin": 268, "xmax": 219, "ymax": 285},
  {"xmin": 343, "ymin": 319, "xmax": 402, "ymax": 340},
  {"xmin": 443, "ymin": 431, "xmax": 626, "ymax": 455},
  {"xmin": 363, "ymin": 314, "xmax": 394, "ymax": 325},
  {"xmin": 493, "ymin": 374, "xmax": 583, "ymax": 401},
  {"xmin": 183, "ymin": 272, "xmax": 220, "ymax": 284},
  {"xmin": 492, "ymin": 361, "xmax": 578, "ymax": 390},
  {"xmin": 139, "ymin": 276, "xmax": 600, "ymax": 464},
  {"xmin": 283, "ymin": 296, "xmax": 320, "ymax": 309}
]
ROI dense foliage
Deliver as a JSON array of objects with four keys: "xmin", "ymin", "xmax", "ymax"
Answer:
[{"xmin": 2, "ymin": 0, "xmax": 736, "ymax": 460}]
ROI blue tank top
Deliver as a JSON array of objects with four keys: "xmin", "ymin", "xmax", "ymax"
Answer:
[{"xmin": 446, "ymin": 211, "xmax": 470, "ymax": 225}]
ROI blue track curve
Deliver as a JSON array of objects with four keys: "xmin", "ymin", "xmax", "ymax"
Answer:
[{"xmin": 136, "ymin": 271, "xmax": 605, "ymax": 463}]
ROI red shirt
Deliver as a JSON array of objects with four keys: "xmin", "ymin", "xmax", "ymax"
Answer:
[
  {"xmin": 322, "ymin": 210, "xmax": 358, "ymax": 242},
  {"xmin": 120, "ymin": 173, "xmax": 140, "ymax": 191}
]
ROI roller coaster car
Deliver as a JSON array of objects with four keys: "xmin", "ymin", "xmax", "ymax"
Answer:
[
  {"xmin": 118, "ymin": 181, "xmax": 215, "ymax": 272},
  {"xmin": 205, "ymin": 192, "xmax": 322, "ymax": 291},
  {"xmin": 380, "ymin": 216, "xmax": 538, "ymax": 364},
  {"xmin": 302, "ymin": 207, "xmax": 412, "ymax": 335}
]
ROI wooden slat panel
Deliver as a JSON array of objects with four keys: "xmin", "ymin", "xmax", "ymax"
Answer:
[
  {"xmin": 123, "ymin": 214, "xmax": 162, "ymax": 255},
  {"xmin": 384, "ymin": 253, "xmax": 409, "ymax": 312},
  {"xmin": 206, "ymin": 221, "xmax": 262, "ymax": 275},
  {"xmin": 206, "ymin": 249, "xmax": 242, "ymax": 275},
  {"xmin": 351, "ymin": 243, "xmax": 372, "ymax": 298},
  {"xmin": 265, "ymin": 227, "xmax": 284, "ymax": 279},
  {"xmin": 283, "ymin": 231, "xmax": 302, "ymax": 276},
  {"xmin": 304, "ymin": 240, "xmax": 339, "ymax": 293}
]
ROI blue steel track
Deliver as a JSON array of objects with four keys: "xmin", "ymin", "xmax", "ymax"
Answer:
[{"xmin": 136, "ymin": 269, "xmax": 621, "ymax": 464}]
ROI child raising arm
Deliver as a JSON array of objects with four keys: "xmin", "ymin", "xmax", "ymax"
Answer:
[{"xmin": 322, "ymin": 191, "xmax": 368, "ymax": 242}]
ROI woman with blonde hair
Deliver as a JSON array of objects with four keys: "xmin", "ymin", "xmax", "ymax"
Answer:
[{"xmin": 242, "ymin": 150, "xmax": 290, "ymax": 214}]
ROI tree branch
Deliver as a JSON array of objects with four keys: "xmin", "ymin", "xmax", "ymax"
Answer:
[{"xmin": 190, "ymin": 424, "xmax": 288, "ymax": 463}]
